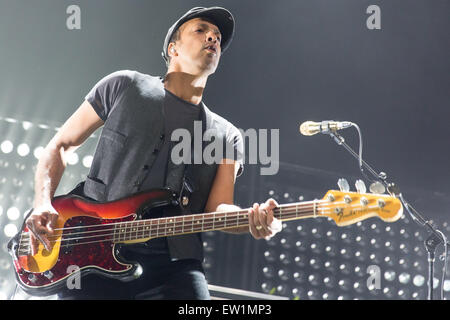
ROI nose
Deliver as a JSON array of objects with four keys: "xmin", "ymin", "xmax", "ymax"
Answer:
[{"xmin": 206, "ymin": 31, "xmax": 220, "ymax": 44}]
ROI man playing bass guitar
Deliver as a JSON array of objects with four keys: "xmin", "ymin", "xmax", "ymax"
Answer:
[{"xmin": 24, "ymin": 7, "xmax": 282, "ymax": 299}]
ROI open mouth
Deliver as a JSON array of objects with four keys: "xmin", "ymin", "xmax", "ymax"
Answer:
[{"xmin": 204, "ymin": 45, "xmax": 217, "ymax": 54}]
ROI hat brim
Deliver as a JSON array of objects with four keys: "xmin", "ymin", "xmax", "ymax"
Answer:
[
  {"xmin": 184, "ymin": 7, "xmax": 235, "ymax": 53},
  {"xmin": 163, "ymin": 7, "xmax": 235, "ymax": 62}
]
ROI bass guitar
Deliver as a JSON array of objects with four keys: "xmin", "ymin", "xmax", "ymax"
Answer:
[{"xmin": 8, "ymin": 186, "xmax": 402, "ymax": 296}]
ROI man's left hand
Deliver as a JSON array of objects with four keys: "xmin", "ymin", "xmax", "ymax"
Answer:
[{"xmin": 248, "ymin": 198, "xmax": 282, "ymax": 240}]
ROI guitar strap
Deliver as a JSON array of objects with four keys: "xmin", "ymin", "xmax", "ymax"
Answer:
[{"xmin": 179, "ymin": 165, "xmax": 195, "ymax": 209}]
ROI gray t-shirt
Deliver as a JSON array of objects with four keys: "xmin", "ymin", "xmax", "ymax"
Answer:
[
  {"xmin": 140, "ymin": 88, "xmax": 201, "ymax": 191},
  {"xmin": 84, "ymin": 71, "xmax": 243, "ymax": 254}
]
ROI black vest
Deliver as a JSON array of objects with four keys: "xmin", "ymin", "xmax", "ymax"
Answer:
[{"xmin": 82, "ymin": 71, "xmax": 237, "ymax": 261}]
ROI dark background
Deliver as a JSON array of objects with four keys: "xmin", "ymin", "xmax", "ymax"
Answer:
[
  {"xmin": 0, "ymin": 0, "xmax": 449, "ymax": 299},
  {"xmin": 1, "ymin": 0, "xmax": 449, "ymax": 194}
]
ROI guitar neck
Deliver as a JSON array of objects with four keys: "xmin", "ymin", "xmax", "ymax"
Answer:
[{"xmin": 113, "ymin": 200, "xmax": 322, "ymax": 243}]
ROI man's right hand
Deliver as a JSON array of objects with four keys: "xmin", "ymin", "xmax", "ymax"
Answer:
[{"xmin": 25, "ymin": 206, "xmax": 59, "ymax": 256}]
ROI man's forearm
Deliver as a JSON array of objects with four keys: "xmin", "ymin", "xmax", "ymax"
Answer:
[
  {"xmin": 34, "ymin": 142, "xmax": 67, "ymax": 209},
  {"xmin": 216, "ymin": 203, "xmax": 249, "ymax": 234}
]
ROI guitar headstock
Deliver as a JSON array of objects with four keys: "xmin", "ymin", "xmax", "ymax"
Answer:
[{"xmin": 320, "ymin": 179, "xmax": 403, "ymax": 226}]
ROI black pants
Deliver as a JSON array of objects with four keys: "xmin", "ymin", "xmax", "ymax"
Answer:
[{"xmin": 57, "ymin": 252, "xmax": 210, "ymax": 300}]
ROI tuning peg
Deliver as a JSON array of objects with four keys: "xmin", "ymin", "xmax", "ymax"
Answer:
[
  {"xmin": 369, "ymin": 181, "xmax": 386, "ymax": 194},
  {"xmin": 337, "ymin": 178, "xmax": 350, "ymax": 192},
  {"xmin": 355, "ymin": 179, "xmax": 366, "ymax": 193}
]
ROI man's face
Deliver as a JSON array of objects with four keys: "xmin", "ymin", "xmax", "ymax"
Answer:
[{"xmin": 169, "ymin": 17, "xmax": 222, "ymax": 75}]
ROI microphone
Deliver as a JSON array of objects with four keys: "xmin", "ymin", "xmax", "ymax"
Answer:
[{"xmin": 299, "ymin": 120, "xmax": 353, "ymax": 136}]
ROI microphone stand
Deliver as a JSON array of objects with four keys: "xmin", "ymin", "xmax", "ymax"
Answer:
[{"xmin": 327, "ymin": 130, "xmax": 449, "ymax": 300}]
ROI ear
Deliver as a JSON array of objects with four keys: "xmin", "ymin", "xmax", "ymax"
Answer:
[{"xmin": 168, "ymin": 43, "xmax": 177, "ymax": 58}]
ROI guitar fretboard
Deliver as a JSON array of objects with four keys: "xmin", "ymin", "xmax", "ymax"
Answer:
[{"xmin": 112, "ymin": 201, "xmax": 321, "ymax": 243}]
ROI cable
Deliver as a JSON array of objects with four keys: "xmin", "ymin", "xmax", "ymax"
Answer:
[
  {"xmin": 351, "ymin": 122, "xmax": 377, "ymax": 185},
  {"xmin": 10, "ymin": 284, "xmax": 19, "ymax": 300},
  {"xmin": 437, "ymin": 230, "xmax": 448, "ymax": 300}
]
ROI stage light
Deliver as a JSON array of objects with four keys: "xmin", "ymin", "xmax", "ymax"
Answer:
[
  {"xmin": 399, "ymin": 228, "xmax": 409, "ymax": 239},
  {"xmin": 202, "ymin": 240, "xmax": 214, "ymax": 252},
  {"xmin": 279, "ymin": 252, "xmax": 291, "ymax": 265},
  {"xmin": 385, "ymin": 225, "xmax": 395, "ymax": 236},
  {"xmin": 38, "ymin": 124, "xmax": 50, "ymax": 130},
  {"xmin": 4, "ymin": 223, "xmax": 18, "ymax": 237},
  {"xmin": 341, "ymin": 232, "xmax": 351, "ymax": 243},
  {"xmin": 398, "ymin": 257, "xmax": 410, "ymax": 269},
  {"xmin": 339, "ymin": 262, "xmax": 352, "ymax": 274},
  {"xmin": 433, "ymin": 277, "xmax": 439, "ymax": 289},
  {"xmin": 384, "ymin": 241, "xmax": 393, "ymax": 250},
  {"xmin": 262, "ymin": 266, "xmax": 275, "ymax": 278},
  {"xmin": 82, "ymin": 155, "xmax": 93, "ymax": 168},
  {"xmin": 12, "ymin": 178, "xmax": 23, "ymax": 188},
  {"xmin": 261, "ymin": 281, "xmax": 274, "ymax": 294},
  {"xmin": 17, "ymin": 143, "xmax": 30, "ymax": 157},
  {"xmin": 397, "ymin": 289, "xmax": 409, "ymax": 299},
  {"xmin": 370, "ymin": 238, "xmax": 380, "ymax": 249},
  {"xmin": 307, "ymin": 288, "xmax": 320, "ymax": 299},
  {"xmin": 33, "ymin": 146, "xmax": 44, "ymax": 159},
  {"xmin": 340, "ymin": 247, "xmax": 352, "ymax": 259},
  {"xmin": 67, "ymin": 152, "xmax": 79, "ymax": 165},
  {"xmin": 22, "ymin": 121, "xmax": 33, "ymax": 130},
  {"xmin": 6, "ymin": 207, "xmax": 20, "ymax": 221},
  {"xmin": 338, "ymin": 278, "xmax": 351, "ymax": 291},
  {"xmin": 399, "ymin": 272, "xmax": 411, "ymax": 284},
  {"xmin": 384, "ymin": 270, "xmax": 396, "ymax": 282},
  {"xmin": 414, "ymin": 231, "xmax": 426, "ymax": 242},
  {"xmin": 399, "ymin": 243, "xmax": 409, "ymax": 253},
  {"xmin": 292, "ymin": 287, "xmax": 306, "ymax": 299},
  {"xmin": 278, "ymin": 269, "xmax": 289, "ymax": 281},
  {"xmin": 444, "ymin": 280, "xmax": 450, "ymax": 292},
  {"xmin": 307, "ymin": 273, "xmax": 321, "ymax": 286},
  {"xmin": 413, "ymin": 275, "xmax": 425, "ymax": 287},
  {"xmin": 1, "ymin": 140, "xmax": 13, "ymax": 153},
  {"xmin": 293, "ymin": 271, "xmax": 305, "ymax": 284},
  {"xmin": 326, "ymin": 230, "xmax": 337, "ymax": 240},
  {"xmin": 0, "ymin": 205, "xmax": 3, "ymax": 217},
  {"xmin": 324, "ymin": 260, "xmax": 337, "ymax": 271},
  {"xmin": 310, "ymin": 242, "xmax": 323, "ymax": 254},
  {"xmin": 322, "ymin": 292, "xmax": 331, "ymax": 300},
  {"xmin": 384, "ymin": 255, "xmax": 395, "ymax": 266},
  {"xmin": 276, "ymin": 284, "xmax": 289, "ymax": 295},
  {"xmin": 295, "ymin": 240, "xmax": 306, "ymax": 252},
  {"xmin": 294, "ymin": 255, "xmax": 306, "ymax": 267},
  {"xmin": 309, "ymin": 258, "xmax": 321, "ymax": 269},
  {"xmin": 382, "ymin": 286, "xmax": 394, "ymax": 298},
  {"xmin": 324, "ymin": 244, "xmax": 337, "ymax": 257},
  {"xmin": 323, "ymin": 276, "xmax": 337, "ymax": 288},
  {"xmin": 263, "ymin": 250, "xmax": 276, "ymax": 262},
  {"xmin": 353, "ymin": 280, "xmax": 365, "ymax": 293},
  {"xmin": 296, "ymin": 225, "xmax": 308, "ymax": 236},
  {"xmin": 370, "ymin": 223, "xmax": 381, "ymax": 234}
]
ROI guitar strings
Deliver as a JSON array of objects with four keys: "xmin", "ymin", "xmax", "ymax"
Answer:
[
  {"xmin": 17, "ymin": 203, "xmax": 381, "ymax": 254},
  {"xmin": 19, "ymin": 200, "xmax": 340, "ymax": 243},
  {"xmin": 17, "ymin": 210, "xmax": 315, "ymax": 254},
  {"xmin": 37, "ymin": 200, "xmax": 328, "ymax": 233},
  {"xmin": 18, "ymin": 201, "xmax": 369, "ymax": 246}
]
